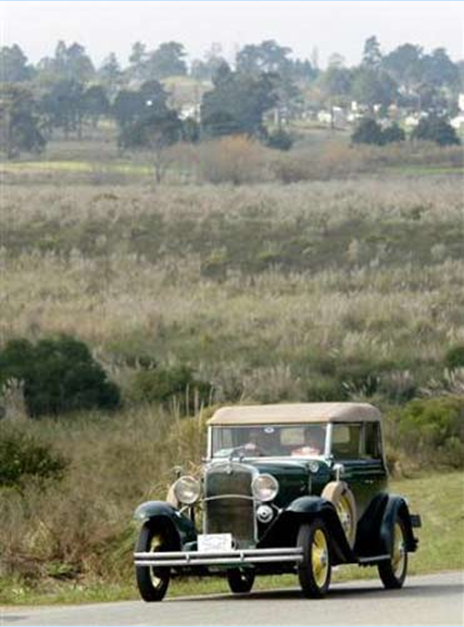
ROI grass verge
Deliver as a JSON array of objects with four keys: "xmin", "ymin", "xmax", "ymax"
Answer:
[{"xmin": 1, "ymin": 471, "xmax": 462, "ymax": 606}]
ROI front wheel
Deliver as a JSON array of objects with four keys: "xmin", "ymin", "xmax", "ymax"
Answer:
[
  {"xmin": 378, "ymin": 518, "xmax": 408, "ymax": 589},
  {"xmin": 135, "ymin": 523, "xmax": 171, "ymax": 602},
  {"xmin": 227, "ymin": 568, "xmax": 255, "ymax": 593},
  {"xmin": 297, "ymin": 519, "xmax": 332, "ymax": 598}
]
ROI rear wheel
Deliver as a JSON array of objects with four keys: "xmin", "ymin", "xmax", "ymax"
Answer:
[
  {"xmin": 135, "ymin": 523, "xmax": 171, "ymax": 602},
  {"xmin": 378, "ymin": 518, "xmax": 408, "ymax": 589},
  {"xmin": 227, "ymin": 568, "xmax": 255, "ymax": 593},
  {"xmin": 297, "ymin": 519, "xmax": 331, "ymax": 598}
]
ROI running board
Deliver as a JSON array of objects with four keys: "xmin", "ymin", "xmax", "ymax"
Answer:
[
  {"xmin": 134, "ymin": 547, "xmax": 304, "ymax": 568},
  {"xmin": 358, "ymin": 554, "xmax": 391, "ymax": 564}
]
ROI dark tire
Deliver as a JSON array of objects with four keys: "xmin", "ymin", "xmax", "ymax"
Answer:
[
  {"xmin": 227, "ymin": 568, "xmax": 255, "ymax": 593},
  {"xmin": 297, "ymin": 519, "xmax": 331, "ymax": 598},
  {"xmin": 378, "ymin": 517, "xmax": 408, "ymax": 589},
  {"xmin": 135, "ymin": 523, "xmax": 171, "ymax": 602}
]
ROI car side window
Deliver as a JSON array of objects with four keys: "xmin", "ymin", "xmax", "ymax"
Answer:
[
  {"xmin": 331, "ymin": 424, "xmax": 362, "ymax": 459},
  {"xmin": 363, "ymin": 422, "xmax": 382, "ymax": 459}
]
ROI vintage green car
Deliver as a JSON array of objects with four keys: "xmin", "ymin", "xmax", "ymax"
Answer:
[{"xmin": 133, "ymin": 402, "xmax": 421, "ymax": 601}]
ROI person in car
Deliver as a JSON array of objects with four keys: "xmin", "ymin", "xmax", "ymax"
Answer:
[{"xmin": 291, "ymin": 426, "xmax": 326, "ymax": 457}]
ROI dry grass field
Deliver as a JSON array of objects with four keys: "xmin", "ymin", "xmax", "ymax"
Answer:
[{"xmin": 0, "ymin": 140, "xmax": 463, "ymax": 602}]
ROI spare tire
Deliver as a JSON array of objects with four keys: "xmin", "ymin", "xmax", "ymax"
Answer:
[{"xmin": 322, "ymin": 481, "xmax": 357, "ymax": 548}]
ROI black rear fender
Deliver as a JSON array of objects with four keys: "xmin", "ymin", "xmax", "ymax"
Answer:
[{"xmin": 355, "ymin": 493, "xmax": 418, "ymax": 558}]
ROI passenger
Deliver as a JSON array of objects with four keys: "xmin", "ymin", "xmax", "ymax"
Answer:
[{"xmin": 291, "ymin": 426, "xmax": 326, "ymax": 457}]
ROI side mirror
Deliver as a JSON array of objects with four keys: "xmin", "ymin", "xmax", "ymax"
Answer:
[{"xmin": 333, "ymin": 463, "xmax": 345, "ymax": 481}]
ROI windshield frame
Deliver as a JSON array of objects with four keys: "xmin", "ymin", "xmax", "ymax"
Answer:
[{"xmin": 207, "ymin": 423, "xmax": 332, "ymax": 460}]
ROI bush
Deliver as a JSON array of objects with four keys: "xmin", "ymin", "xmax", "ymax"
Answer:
[
  {"xmin": 130, "ymin": 364, "xmax": 212, "ymax": 413},
  {"xmin": 382, "ymin": 123, "xmax": 406, "ymax": 144},
  {"xmin": 444, "ymin": 345, "xmax": 464, "ymax": 370},
  {"xmin": 266, "ymin": 129, "xmax": 294, "ymax": 151},
  {"xmin": 0, "ymin": 336, "xmax": 120, "ymax": 418},
  {"xmin": 352, "ymin": 118, "xmax": 384, "ymax": 146},
  {"xmin": 352, "ymin": 119, "xmax": 405, "ymax": 146},
  {"xmin": 393, "ymin": 396, "xmax": 464, "ymax": 468},
  {"xmin": 412, "ymin": 117, "xmax": 460, "ymax": 146},
  {"xmin": 0, "ymin": 427, "xmax": 67, "ymax": 490},
  {"xmin": 198, "ymin": 136, "xmax": 267, "ymax": 185}
]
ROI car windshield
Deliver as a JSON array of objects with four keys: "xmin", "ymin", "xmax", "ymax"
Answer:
[{"xmin": 211, "ymin": 424, "xmax": 327, "ymax": 458}]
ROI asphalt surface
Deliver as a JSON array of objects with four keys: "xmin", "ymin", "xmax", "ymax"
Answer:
[{"xmin": 1, "ymin": 571, "xmax": 463, "ymax": 627}]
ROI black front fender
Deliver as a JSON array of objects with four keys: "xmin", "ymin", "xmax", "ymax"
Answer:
[
  {"xmin": 259, "ymin": 496, "xmax": 355, "ymax": 565},
  {"xmin": 133, "ymin": 501, "xmax": 197, "ymax": 548}
]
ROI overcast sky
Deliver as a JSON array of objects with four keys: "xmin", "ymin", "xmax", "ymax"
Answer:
[{"xmin": 2, "ymin": 1, "xmax": 463, "ymax": 68}]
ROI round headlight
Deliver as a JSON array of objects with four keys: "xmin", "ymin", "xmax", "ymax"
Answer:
[
  {"xmin": 173, "ymin": 476, "xmax": 201, "ymax": 505},
  {"xmin": 252, "ymin": 474, "xmax": 279, "ymax": 502}
]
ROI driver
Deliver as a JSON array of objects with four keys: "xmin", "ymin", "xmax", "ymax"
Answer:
[
  {"xmin": 243, "ymin": 428, "xmax": 265, "ymax": 455},
  {"xmin": 291, "ymin": 425, "xmax": 326, "ymax": 457}
]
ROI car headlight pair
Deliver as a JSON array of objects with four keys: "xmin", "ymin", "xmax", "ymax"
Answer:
[{"xmin": 173, "ymin": 473, "xmax": 279, "ymax": 505}]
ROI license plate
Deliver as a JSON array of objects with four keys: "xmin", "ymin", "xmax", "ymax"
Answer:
[{"xmin": 197, "ymin": 533, "xmax": 232, "ymax": 553}]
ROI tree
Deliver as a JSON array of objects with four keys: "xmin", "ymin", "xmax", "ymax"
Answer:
[
  {"xmin": 83, "ymin": 85, "xmax": 109, "ymax": 128},
  {"xmin": 128, "ymin": 41, "xmax": 149, "ymax": 80},
  {"xmin": 119, "ymin": 109, "xmax": 183, "ymax": 183},
  {"xmin": 236, "ymin": 40, "xmax": 292, "ymax": 75},
  {"xmin": 149, "ymin": 42, "xmax": 187, "ymax": 79},
  {"xmin": 201, "ymin": 67, "xmax": 278, "ymax": 138},
  {"xmin": 98, "ymin": 53, "xmax": 122, "ymax": 97},
  {"xmin": 113, "ymin": 80, "xmax": 169, "ymax": 131},
  {"xmin": 383, "ymin": 43, "xmax": 423, "ymax": 92},
  {"xmin": 350, "ymin": 66, "xmax": 398, "ymax": 108},
  {"xmin": 47, "ymin": 40, "xmax": 95, "ymax": 82},
  {"xmin": 412, "ymin": 116, "xmax": 460, "ymax": 146},
  {"xmin": 191, "ymin": 43, "xmax": 228, "ymax": 81},
  {"xmin": 41, "ymin": 79, "xmax": 85, "ymax": 139},
  {"xmin": 0, "ymin": 44, "xmax": 34, "ymax": 82},
  {"xmin": 0, "ymin": 85, "xmax": 46, "ymax": 158},
  {"xmin": 362, "ymin": 36, "xmax": 382, "ymax": 68},
  {"xmin": 319, "ymin": 66, "xmax": 352, "ymax": 103},
  {"xmin": 421, "ymin": 48, "xmax": 459, "ymax": 89}
]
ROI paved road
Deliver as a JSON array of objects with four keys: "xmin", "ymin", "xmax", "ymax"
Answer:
[{"xmin": 1, "ymin": 572, "xmax": 463, "ymax": 627}]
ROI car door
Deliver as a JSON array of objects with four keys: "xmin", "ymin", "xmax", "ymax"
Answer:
[{"xmin": 330, "ymin": 421, "xmax": 387, "ymax": 519}]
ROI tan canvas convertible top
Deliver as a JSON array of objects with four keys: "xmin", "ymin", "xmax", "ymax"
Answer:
[{"xmin": 207, "ymin": 402, "xmax": 381, "ymax": 426}]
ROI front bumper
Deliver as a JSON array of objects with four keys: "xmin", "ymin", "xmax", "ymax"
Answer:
[{"xmin": 134, "ymin": 547, "xmax": 303, "ymax": 568}]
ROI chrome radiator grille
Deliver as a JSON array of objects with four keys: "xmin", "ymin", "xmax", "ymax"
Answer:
[{"xmin": 204, "ymin": 463, "xmax": 255, "ymax": 548}]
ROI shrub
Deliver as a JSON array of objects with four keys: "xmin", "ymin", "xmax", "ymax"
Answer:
[
  {"xmin": 393, "ymin": 396, "xmax": 464, "ymax": 468},
  {"xmin": 0, "ymin": 427, "xmax": 67, "ymax": 490},
  {"xmin": 352, "ymin": 118, "xmax": 384, "ymax": 146},
  {"xmin": 130, "ymin": 364, "xmax": 213, "ymax": 413},
  {"xmin": 305, "ymin": 377, "xmax": 347, "ymax": 402},
  {"xmin": 381, "ymin": 123, "xmax": 406, "ymax": 144},
  {"xmin": 0, "ymin": 336, "xmax": 120, "ymax": 418},
  {"xmin": 444, "ymin": 345, "xmax": 464, "ymax": 370},
  {"xmin": 352, "ymin": 119, "xmax": 405, "ymax": 146},
  {"xmin": 412, "ymin": 117, "xmax": 460, "ymax": 147},
  {"xmin": 198, "ymin": 136, "xmax": 267, "ymax": 185},
  {"xmin": 266, "ymin": 129, "xmax": 294, "ymax": 151}
]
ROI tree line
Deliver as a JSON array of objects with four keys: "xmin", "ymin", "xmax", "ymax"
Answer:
[{"xmin": 0, "ymin": 37, "xmax": 462, "ymax": 158}]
